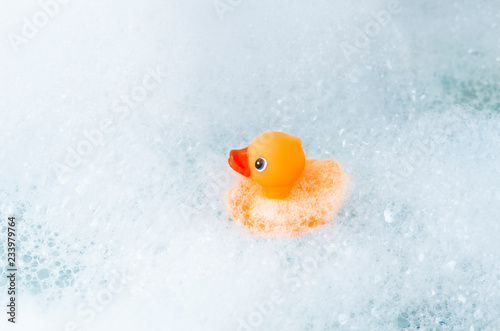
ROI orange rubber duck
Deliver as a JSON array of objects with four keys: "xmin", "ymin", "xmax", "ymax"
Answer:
[{"xmin": 227, "ymin": 131, "xmax": 347, "ymax": 236}]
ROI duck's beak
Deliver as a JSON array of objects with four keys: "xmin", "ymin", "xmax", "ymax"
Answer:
[{"xmin": 228, "ymin": 147, "xmax": 250, "ymax": 177}]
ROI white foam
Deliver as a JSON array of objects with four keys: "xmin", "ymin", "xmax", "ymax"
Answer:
[{"xmin": 1, "ymin": 0, "xmax": 500, "ymax": 330}]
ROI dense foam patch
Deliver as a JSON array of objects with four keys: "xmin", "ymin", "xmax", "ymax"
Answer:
[{"xmin": 227, "ymin": 160, "xmax": 347, "ymax": 235}]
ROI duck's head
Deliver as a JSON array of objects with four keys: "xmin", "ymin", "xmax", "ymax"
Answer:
[{"xmin": 228, "ymin": 131, "xmax": 306, "ymax": 199}]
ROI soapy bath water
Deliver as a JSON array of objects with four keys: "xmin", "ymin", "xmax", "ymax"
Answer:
[{"xmin": 0, "ymin": 0, "xmax": 499, "ymax": 330}]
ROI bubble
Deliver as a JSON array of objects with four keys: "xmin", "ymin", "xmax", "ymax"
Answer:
[{"xmin": 38, "ymin": 269, "xmax": 50, "ymax": 280}]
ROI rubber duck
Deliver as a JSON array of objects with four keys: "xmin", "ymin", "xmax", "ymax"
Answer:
[{"xmin": 227, "ymin": 131, "xmax": 347, "ymax": 236}]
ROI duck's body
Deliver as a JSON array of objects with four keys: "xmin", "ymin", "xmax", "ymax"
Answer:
[{"xmin": 227, "ymin": 131, "xmax": 347, "ymax": 236}]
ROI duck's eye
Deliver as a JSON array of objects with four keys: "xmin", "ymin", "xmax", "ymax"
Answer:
[{"xmin": 255, "ymin": 158, "xmax": 267, "ymax": 172}]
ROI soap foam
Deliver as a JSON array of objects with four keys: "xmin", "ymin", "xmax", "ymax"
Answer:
[{"xmin": 1, "ymin": 0, "xmax": 500, "ymax": 330}]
